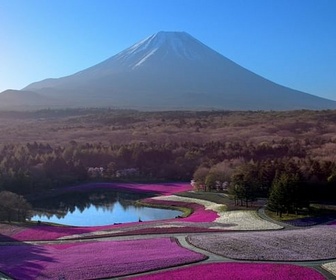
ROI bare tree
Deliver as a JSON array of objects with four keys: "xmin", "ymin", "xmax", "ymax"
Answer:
[{"xmin": 0, "ymin": 191, "xmax": 32, "ymax": 222}]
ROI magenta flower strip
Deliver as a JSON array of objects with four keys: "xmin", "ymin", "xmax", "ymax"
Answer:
[
  {"xmin": 67, "ymin": 182, "xmax": 192, "ymax": 196},
  {"xmin": 0, "ymin": 238, "xmax": 206, "ymax": 279},
  {"xmin": 130, "ymin": 263, "xmax": 326, "ymax": 280},
  {"xmin": 143, "ymin": 198, "xmax": 219, "ymax": 222},
  {"xmin": 188, "ymin": 226, "xmax": 336, "ymax": 261}
]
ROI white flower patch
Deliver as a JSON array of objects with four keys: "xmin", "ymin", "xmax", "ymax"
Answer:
[
  {"xmin": 188, "ymin": 226, "xmax": 336, "ymax": 261},
  {"xmin": 153, "ymin": 224, "xmax": 186, "ymax": 228},
  {"xmin": 153, "ymin": 195, "xmax": 282, "ymax": 230},
  {"xmin": 322, "ymin": 261, "xmax": 336, "ymax": 277},
  {"xmin": 214, "ymin": 211, "xmax": 282, "ymax": 230}
]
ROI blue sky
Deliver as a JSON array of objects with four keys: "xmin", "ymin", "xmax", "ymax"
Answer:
[{"xmin": 1, "ymin": 0, "xmax": 336, "ymax": 100}]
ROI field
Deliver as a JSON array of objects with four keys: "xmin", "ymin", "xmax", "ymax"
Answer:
[
  {"xmin": 1, "ymin": 109, "xmax": 336, "ymax": 279},
  {"xmin": 1, "ymin": 182, "xmax": 336, "ymax": 279},
  {"xmin": 0, "ymin": 238, "xmax": 206, "ymax": 279}
]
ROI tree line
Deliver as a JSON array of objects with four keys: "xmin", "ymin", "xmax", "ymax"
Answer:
[
  {"xmin": 193, "ymin": 157, "xmax": 336, "ymax": 216},
  {"xmin": 0, "ymin": 137, "xmax": 335, "ymax": 221}
]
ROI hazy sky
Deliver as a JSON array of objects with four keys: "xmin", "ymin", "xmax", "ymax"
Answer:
[{"xmin": 1, "ymin": 0, "xmax": 336, "ymax": 100}]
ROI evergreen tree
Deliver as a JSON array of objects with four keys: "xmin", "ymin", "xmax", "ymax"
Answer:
[{"xmin": 268, "ymin": 172, "xmax": 303, "ymax": 217}]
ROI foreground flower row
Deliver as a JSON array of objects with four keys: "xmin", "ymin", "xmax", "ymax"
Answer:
[
  {"xmin": 130, "ymin": 262, "xmax": 326, "ymax": 280},
  {"xmin": 0, "ymin": 238, "xmax": 205, "ymax": 279}
]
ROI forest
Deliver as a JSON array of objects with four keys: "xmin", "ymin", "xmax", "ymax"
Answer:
[{"xmin": 0, "ymin": 108, "xmax": 336, "ymax": 217}]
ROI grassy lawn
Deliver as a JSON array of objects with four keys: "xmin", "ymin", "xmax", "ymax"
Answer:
[
  {"xmin": 176, "ymin": 191, "xmax": 265, "ymax": 211},
  {"xmin": 265, "ymin": 210, "xmax": 310, "ymax": 221},
  {"xmin": 135, "ymin": 200, "xmax": 193, "ymax": 218},
  {"xmin": 265, "ymin": 204, "xmax": 336, "ymax": 226}
]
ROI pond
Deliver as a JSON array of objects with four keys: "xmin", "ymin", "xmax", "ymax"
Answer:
[{"xmin": 30, "ymin": 189, "xmax": 182, "ymax": 226}]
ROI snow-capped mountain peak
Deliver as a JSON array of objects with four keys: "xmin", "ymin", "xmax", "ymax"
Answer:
[
  {"xmin": 17, "ymin": 31, "xmax": 336, "ymax": 111},
  {"xmin": 112, "ymin": 31, "xmax": 209, "ymax": 69}
]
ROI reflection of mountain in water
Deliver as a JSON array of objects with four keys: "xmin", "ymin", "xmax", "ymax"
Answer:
[{"xmin": 30, "ymin": 189, "xmax": 151, "ymax": 219}]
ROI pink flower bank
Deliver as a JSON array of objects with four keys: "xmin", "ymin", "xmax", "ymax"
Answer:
[
  {"xmin": 0, "ymin": 238, "xmax": 206, "ymax": 279},
  {"xmin": 131, "ymin": 263, "xmax": 326, "ymax": 280},
  {"xmin": 12, "ymin": 223, "xmax": 126, "ymax": 241},
  {"xmin": 68, "ymin": 182, "xmax": 192, "ymax": 195},
  {"xmin": 143, "ymin": 198, "xmax": 219, "ymax": 222}
]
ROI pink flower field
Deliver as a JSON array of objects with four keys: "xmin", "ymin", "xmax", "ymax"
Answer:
[
  {"xmin": 67, "ymin": 182, "xmax": 192, "ymax": 195},
  {"xmin": 0, "ymin": 182, "xmax": 334, "ymax": 279},
  {"xmin": 11, "ymin": 224, "xmax": 101, "ymax": 241},
  {"xmin": 0, "ymin": 238, "xmax": 206, "ymax": 279},
  {"xmin": 130, "ymin": 263, "xmax": 326, "ymax": 280},
  {"xmin": 143, "ymin": 198, "xmax": 219, "ymax": 222}
]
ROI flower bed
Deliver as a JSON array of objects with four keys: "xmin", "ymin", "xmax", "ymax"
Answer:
[
  {"xmin": 130, "ymin": 263, "xmax": 326, "ymax": 280},
  {"xmin": 0, "ymin": 223, "xmax": 27, "ymax": 241},
  {"xmin": 322, "ymin": 261, "xmax": 336, "ymax": 277},
  {"xmin": 144, "ymin": 198, "xmax": 219, "ymax": 222},
  {"xmin": 67, "ymin": 182, "xmax": 192, "ymax": 195},
  {"xmin": 214, "ymin": 210, "xmax": 282, "ymax": 230},
  {"xmin": 105, "ymin": 226, "xmax": 225, "ymax": 236},
  {"xmin": 187, "ymin": 226, "xmax": 336, "ymax": 261},
  {"xmin": 0, "ymin": 238, "xmax": 206, "ymax": 279},
  {"xmin": 58, "ymin": 220, "xmax": 231, "ymax": 240},
  {"xmin": 152, "ymin": 196, "xmax": 281, "ymax": 230},
  {"xmin": 11, "ymin": 223, "xmax": 123, "ymax": 241}
]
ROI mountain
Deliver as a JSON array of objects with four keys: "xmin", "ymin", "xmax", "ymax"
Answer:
[
  {"xmin": 0, "ymin": 89, "xmax": 59, "ymax": 110},
  {"xmin": 4, "ymin": 31, "xmax": 336, "ymax": 110}
]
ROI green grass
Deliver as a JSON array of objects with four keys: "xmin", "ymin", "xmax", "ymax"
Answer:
[
  {"xmin": 176, "ymin": 191, "xmax": 263, "ymax": 211},
  {"xmin": 265, "ymin": 204, "xmax": 336, "ymax": 222},
  {"xmin": 135, "ymin": 201, "xmax": 192, "ymax": 218},
  {"xmin": 265, "ymin": 209, "xmax": 310, "ymax": 221}
]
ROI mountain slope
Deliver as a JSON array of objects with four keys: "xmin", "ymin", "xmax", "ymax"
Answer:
[
  {"xmin": 0, "ymin": 89, "xmax": 61, "ymax": 110},
  {"xmin": 17, "ymin": 31, "xmax": 336, "ymax": 110}
]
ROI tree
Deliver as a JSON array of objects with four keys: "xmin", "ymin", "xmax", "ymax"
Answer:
[
  {"xmin": 230, "ymin": 164, "xmax": 258, "ymax": 207},
  {"xmin": 0, "ymin": 191, "xmax": 32, "ymax": 222},
  {"xmin": 267, "ymin": 173, "xmax": 303, "ymax": 217},
  {"xmin": 192, "ymin": 167, "xmax": 210, "ymax": 191}
]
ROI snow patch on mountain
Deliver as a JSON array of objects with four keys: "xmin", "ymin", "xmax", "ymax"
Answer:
[
  {"xmin": 133, "ymin": 48, "xmax": 158, "ymax": 68},
  {"xmin": 112, "ymin": 31, "xmax": 204, "ymax": 69}
]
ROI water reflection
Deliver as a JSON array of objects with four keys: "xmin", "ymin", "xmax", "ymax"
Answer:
[{"xmin": 30, "ymin": 189, "xmax": 182, "ymax": 226}]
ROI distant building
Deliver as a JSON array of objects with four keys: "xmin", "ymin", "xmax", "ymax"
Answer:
[
  {"xmin": 88, "ymin": 167, "xmax": 104, "ymax": 177},
  {"xmin": 115, "ymin": 168, "xmax": 139, "ymax": 178}
]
